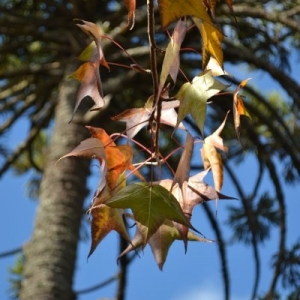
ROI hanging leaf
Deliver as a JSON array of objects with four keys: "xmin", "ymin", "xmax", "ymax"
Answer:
[
  {"xmin": 158, "ymin": 0, "xmax": 212, "ymax": 28},
  {"xmin": 105, "ymin": 182, "xmax": 197, "ymax": 245},
  {"xmin": 58, "ymin": 137, "xmax": 108, "ymax": 198},
  {"xmin": 201, "ymin": 112, "xmax": 229, "ymax": 195},
  {"xmin": 158, "ymin": 19, "xmax": 187, "ymax": 99},
  {"xmin": 112, "ymin": 98, "xmax": 185, "ymax": 139},
  {"xmin": 176, "ymin": 71, "xmax": 227, "ymax": 135},
  {"xmin": 193, "ymin": 17, "xmax": 224, "ymax": 70},
  {"xmin": 233, "ymin": 78, "xmax": 252, "ymax": 138},
  {"xmin": 86, "ymin": 126, "xmax": 144, "ymax": 190},
  {"xmin": 75, "ymin": 19, "xmax": 109, "ymax": 68},
  {"xmin": 172, "ymin": 133, "xmax": 194, "ymax": 189},
  {"xmin": 123, "ymin": 0, "xmax": 136, "ymax": 29},
  {"xmin": 70, "ymin": 62, "xmax": 105, "ymax": 120},
  {"xmin": 88, "ymin": 204, "xmax": 130, "ymax": 258},
  {"xmin": 119, "ymin": 219, "xmax": 212, "ymax": 270}
]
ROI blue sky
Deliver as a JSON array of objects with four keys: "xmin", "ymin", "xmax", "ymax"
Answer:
[{"xmin": 1, "ymin": 61, "xmax": 299, "ymax": 299}]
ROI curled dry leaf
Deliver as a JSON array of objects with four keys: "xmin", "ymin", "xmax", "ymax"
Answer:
[
  {"xmin": 112, "ymin": 97, "xmax": 185, "ymax": 140},
  {"xmin": 201, "ymin": 111, "xmax": 229, "ymax": 194},
  {"xmin": 123, "ymin": 0, "xmax": 136, "ymax": 30},
  {"xmin": 233, "ymin": 78, "xmax": 252, "ymax": 138},
  {"xmin": 158, "ymin": 19, "xmax": 187, "ymax": 102}
]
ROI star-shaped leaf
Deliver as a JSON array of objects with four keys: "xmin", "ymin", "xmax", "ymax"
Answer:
[
  {"xmin": 176, "ymin": 71, "xmax": 227, "ymax": 135},
  {"xmin": 193, "ymin": 17, "xmax": 224, "ymax": 70},
  {"xmin": 119, "ymin": 219, "xmax": 212, "ymax": 270},
  {"xmin": 158, "ymin": 0, "xmax": 211, "ymax": 28},
  {"xmin": 88, "ymin": 204, "xmax": 130, "ymax": 258},
  {"xmin": 105, "ymin": 182, "xmax": 196, "ymax": 245},
  {"xmin": 112, "ymin": 99, "xmax": 185, "ymax": 139}
]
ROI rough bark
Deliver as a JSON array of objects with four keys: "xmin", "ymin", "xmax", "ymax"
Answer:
[{"xmin": 20, "ymin": 68, "xmax": 90, "ymax": 300}]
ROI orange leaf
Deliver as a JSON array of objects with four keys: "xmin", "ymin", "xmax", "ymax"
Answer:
[
  {"xmin": 88, "ymin": 204, "xmax": 130, "ymax": 258},
  {"xmin": 123, "ymin": 0, "xmax": 136, "ymax": 30},
  {"xmin": 86, "ymin": 126, "xmax": 144, "ymax": 190},
  {"xmin": 233, "ymin": 78, "xmax": 251, "ymax": 137}
]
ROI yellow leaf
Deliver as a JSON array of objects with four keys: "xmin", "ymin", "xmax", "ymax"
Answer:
[
  {"xmin": 158, "ymin": 0, "xmax": 211, "ymax": 28},
  {"xmin": 193, "ymin": 17, "xmax": 224, "ymax": 70},
  {"xmin": 88, "ymin": 204, "xmax": 130, "ymax": 258}
]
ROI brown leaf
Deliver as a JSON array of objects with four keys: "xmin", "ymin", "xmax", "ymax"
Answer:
[
  {"xmin": 71, "ymin": 62, "xmax": 105, "ymax": 120},
  {"xmin": 58, "ymin": 137, "xmax": 107, "ymax": 197},
  {"xmin": 172, "ymin": 132, "xmax": 194, "ymax": 189},
  {"xmin": 201, "ymin": 112, "xmax": 229, "ymax": 193},
  {"xmin": 75, "ymin": 19, "xmax": 109, "ymax": 68},
  {"xmin": 158, "ymin": 19, "xmax": 187, "ymax": 99},
  {"xmin": 112, "ymin": 99, "xmax": 185, "ymax": 139}
]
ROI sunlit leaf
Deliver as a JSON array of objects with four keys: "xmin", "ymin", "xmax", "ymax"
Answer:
[
  {"xmin": 112, "ymin": 99, "xmax": 185, "ymax": 139},
  {"xmin": 159, "ymin": 19, "xmax": 187, "ymax": 98},
  {"xmin": 158, "ymin": 0, "xmax": 211, "ymax": 28},
  {"xmin": 193, "ymin": 17, "xmax": 224, "ymax": 70},
  {"xmin": 176, "ymin": 71, "xmax": 227, "ymax": 135},
  {"xmin": 88, "ymin": 204, "xmax": 130, "ymax": 258},
  {"xmin": 86, "ymin": 126, "xmax": 144, "ymax": 190},
  {"xmin": 233, "ymin": 78, "xmax": 251, "ymax": 137},
  {"xmin": 201, "ymin": 112, "xmax": 229, "ymax": 194}
]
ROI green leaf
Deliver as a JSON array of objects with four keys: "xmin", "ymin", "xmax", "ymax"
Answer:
[
  {"xmin": 176, "ymin": 71, "xmax": 227, "ymax": 135},
  {"xmin": 105, "ymin": 182, "xmax": 194, "ymax": 245}
]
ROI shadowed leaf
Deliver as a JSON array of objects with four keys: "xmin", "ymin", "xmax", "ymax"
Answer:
[{"xmin": 105, "ymin": 182, "xmax": 196, "ymax": 245}]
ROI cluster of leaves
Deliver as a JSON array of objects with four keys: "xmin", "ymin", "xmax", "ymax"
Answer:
[{"xmin": 58, "ymin": 0, "xmax": 253, "ymax": 269}]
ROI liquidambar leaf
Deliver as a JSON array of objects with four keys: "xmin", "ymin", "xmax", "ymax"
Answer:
[
  {"xmin": 105, "ymin": 182, "xmax": 195, "ymax": 245},
  {"xmin": 119, "ymin": 219, "xmax": 212, "ymax": 270},
  {"xmin": 200, "ymin": 112, "xmax": 229, "ymax": 193},
  {"xmin": 86, "ymin": 126, "xmax": 144, "ymax": 190},
  {"xmin": 193, "ymin": 17, "xmax": 224, "ymax": 70},
  {"xmin": 71, "ymin": 62, "xmax": 105, "ymax": 120},
  {"xmin": 158, "ymin": 0, "xmax": 211, "ymax": 28},
  {"xmin": 88, "ymin": 204, "xmax": 130, "ymax": 258},
  {"xmin": 233, "ymin": 78, "xmax": 251, "ymax": 138},
  {"xmin": 176, "ymin": 71, "xmax": 227, "ymax": 135},
  {"xmin": 123, "ymin": 0, "xmax": 136, "ymax": 29},
  {"xmin": 158, "ymin": 19, "xmax": 187, "ymax": 98},
  {"xmin": 112, "ymin": 99, "xmax": 185, "ymax": 139}
]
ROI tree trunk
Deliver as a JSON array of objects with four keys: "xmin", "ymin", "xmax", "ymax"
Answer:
[{"xmin": 20, "ymin": 68, "xmax": 90, "ymax": 300}]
